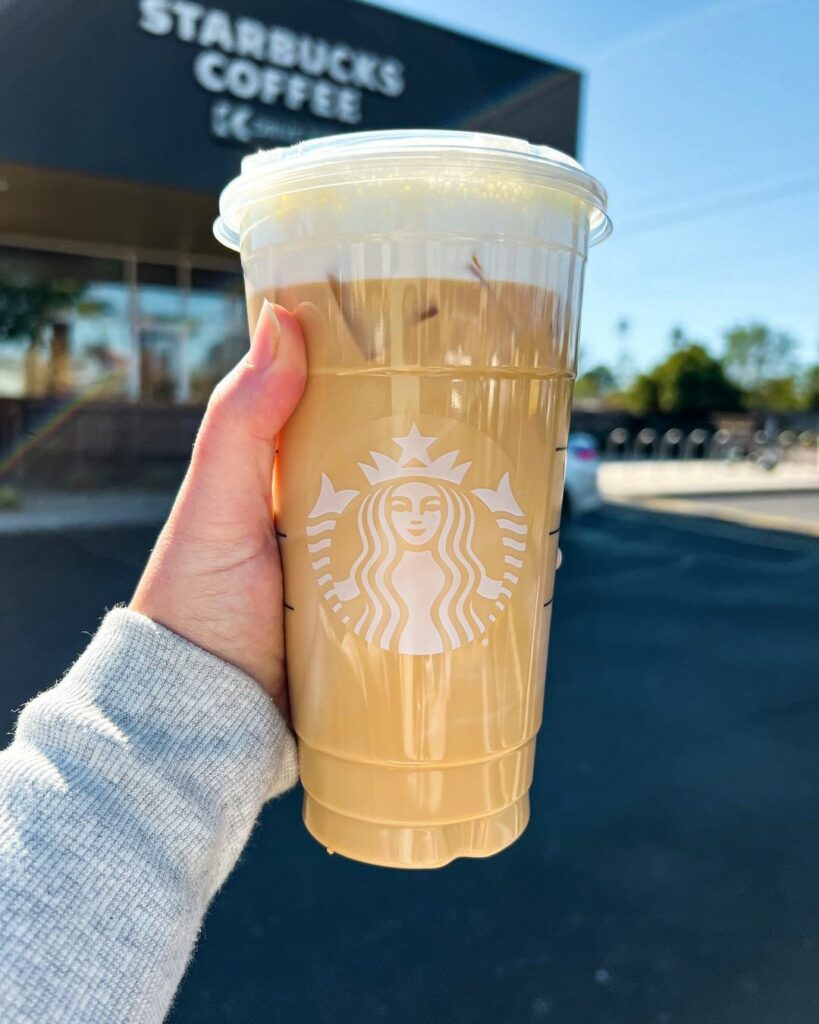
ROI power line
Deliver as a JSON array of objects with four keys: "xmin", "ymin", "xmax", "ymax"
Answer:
[{"xmin": 615, "ymin": 175, "xmax": 819, "ymax": 237}]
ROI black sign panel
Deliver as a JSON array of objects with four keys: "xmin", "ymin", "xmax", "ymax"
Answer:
[{"xmin": 0, "ymin": 0, "xmax": 580, "ymax": 194}]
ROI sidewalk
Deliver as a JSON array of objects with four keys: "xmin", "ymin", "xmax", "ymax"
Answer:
[
  {"xmin": 599, "ymin": 462, "xmax": 819, "ymax": 537},
  {"xmin": 2, "ymin": 464, "xmax": 817, "ymax": 537},
  {"xmin": 0, "ymin": 490, "xmax": 176, "ymax": 534}
]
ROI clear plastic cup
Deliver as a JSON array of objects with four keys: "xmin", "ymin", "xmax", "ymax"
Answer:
[{"xmin": 215, "ymin": 130, "xmax": 609, "ymax": 868}]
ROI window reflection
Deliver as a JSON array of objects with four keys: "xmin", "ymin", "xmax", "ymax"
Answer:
[
  {"xmin": 189, "ymin": 269, "xmax": 247, "ymax": 403},
  {"xmin": 138, "ymin": 268, "xmax": 184, "ymax": 404},
  {"xmin": 0, "ymin": 246, "xmax": 244, "ymax": 405},
  {"xmin": 0, "ymin": 248, "xmax": 129, "ymax": 400}
]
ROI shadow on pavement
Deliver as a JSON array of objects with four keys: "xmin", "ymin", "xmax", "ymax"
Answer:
[{"xmin": 1, "ymin": 508, "xmax": 817, "ymax": 1024}]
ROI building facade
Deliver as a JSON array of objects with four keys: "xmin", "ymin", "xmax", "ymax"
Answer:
[{"xmin": 0, "ymin": 0, "xmax": 581, "ymax": 409}]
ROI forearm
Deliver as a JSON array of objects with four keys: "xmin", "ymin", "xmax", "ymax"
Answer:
[{"xmin": 0, "ymin": 609, "xmax": 297, "ymax": 1024}]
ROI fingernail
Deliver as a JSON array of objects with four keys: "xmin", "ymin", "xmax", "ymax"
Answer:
[{"xmin": 246, "ymin": 300, "xmax": 280, "ymax": 369}]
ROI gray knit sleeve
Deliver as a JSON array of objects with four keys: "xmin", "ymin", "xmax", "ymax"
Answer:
[{"xmin": 0, "ymin": 607, "xmax": 298, "ymax": 1024}]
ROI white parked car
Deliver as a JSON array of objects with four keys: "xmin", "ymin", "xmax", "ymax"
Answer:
[{"xmin": 562, "ymin": 432, "xmax": 602, "ymax": 517}]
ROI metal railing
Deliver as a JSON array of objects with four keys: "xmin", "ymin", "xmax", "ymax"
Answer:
[{"xmin": 601, "ymin": 427, "xmax": 818, "ymax": 468}]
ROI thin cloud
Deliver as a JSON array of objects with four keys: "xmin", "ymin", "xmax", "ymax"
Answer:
[{"xmin": 584, "ymin": 0, "xmax": 784, "ymax": 66}]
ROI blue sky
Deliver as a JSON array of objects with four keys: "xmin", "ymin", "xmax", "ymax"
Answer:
[{"xmin": 362, "ymin": 0, "xmax": 819, "ymax": 374}]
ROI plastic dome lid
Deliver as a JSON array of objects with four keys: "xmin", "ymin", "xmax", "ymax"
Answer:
[{"xmin": 214, "ymin": 128, "xmax": 611, "ymax": 251}]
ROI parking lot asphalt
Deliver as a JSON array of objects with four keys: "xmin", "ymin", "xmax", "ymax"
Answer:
[{"xmin": 1, "ymin": 507, "xmax": 818, "ymax": 1024}]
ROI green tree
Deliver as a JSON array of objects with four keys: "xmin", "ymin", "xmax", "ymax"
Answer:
[
  {"xmin": 670, "ymin": 325, "xmax": 686, "ymax": 351},
  {"xmin": 575, "ymin": 363, "xmax": 617, "ymax": 400},
  {"xmin": 803, "ymin": 366, "xmax": 819, "ymax": 411},
  {"xmin": 626, "ymin": 372, "xmax": 660, "ymax": 414},
  {"xmin": 753, "ymin": 376, "xmax": 802, "ymax": 412},
  {"xmin": 614, "ymin": 316, "xmax": 636, "ymax": 388},
  {"xmin": 0, "ymin": 279, "xmax": 84, "ymax": 343},
  {"xmin": 722, "ymin": 322, "xmax": 798, "ymax": 398},
  {"xmin": 627, "ymin": 344, "xmax": 742, "ymax": 416}
]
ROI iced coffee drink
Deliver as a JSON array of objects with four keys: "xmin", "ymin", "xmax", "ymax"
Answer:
[{"xmin": 215, "ymin": 131, "xmax": 609, "ymax": 868}]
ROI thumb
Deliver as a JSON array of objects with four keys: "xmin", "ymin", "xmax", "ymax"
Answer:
[{"xmin": 179, "ymin": 301, "xmax": 307, "ymax": 531}]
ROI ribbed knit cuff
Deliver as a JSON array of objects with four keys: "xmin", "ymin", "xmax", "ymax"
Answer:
[
  {"xmin": 0, "ymin": 608, "xmax": 299, "ymax": 1023},
  {"xmin": 21, "ymin": 607, "xmax": 300, "ymax": 805}
]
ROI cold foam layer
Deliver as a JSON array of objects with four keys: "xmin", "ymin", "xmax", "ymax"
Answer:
[
  {"xmin": 241, "ymin": 174, "xmax": 591, "ymax": 290},
  {"xmin": 216, "ymin": 129, "xmax": 610, "ymax": 252}
]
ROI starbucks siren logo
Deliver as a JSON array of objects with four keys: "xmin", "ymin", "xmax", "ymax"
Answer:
[{"xmin": 306, "ymin": 425, "xmax": 527, "ymax": 655}]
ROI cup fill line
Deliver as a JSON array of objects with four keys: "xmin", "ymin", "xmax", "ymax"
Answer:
[
  {"xmin": 298, "ymin": 734, "xmax": 538, "ymax": 770},
  {"xmin": 303, "ymin": 790, "xmax": 531, "ymax": 828}
]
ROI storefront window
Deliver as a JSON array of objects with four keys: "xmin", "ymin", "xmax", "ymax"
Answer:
[
  {"xmin": 0, "ymin": 246, "xmax": 129, "ymax": 400},
  {"xmin": 188, "ymin": 268, "xmax": 246, "ymax": 404},
  {"xmin": 71, "ymin": 282, "xmax": 131, "ymax": 399},
  {"xmin": 137, "ymin": 264, "xmax": 185, "ymax": 404},
  {"xmin": 0, "ymin": 246, "xmax": 244, "ymax": 405}
]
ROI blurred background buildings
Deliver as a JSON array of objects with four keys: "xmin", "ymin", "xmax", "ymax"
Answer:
[{"xmin": 0, "ymin": 0, "xmax": 581, "ymax": 486}]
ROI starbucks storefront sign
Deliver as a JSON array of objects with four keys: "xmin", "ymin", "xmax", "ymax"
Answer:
[{"xmin": 138, "ymin": 1, "xmax": 408, "ymax": 142}]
